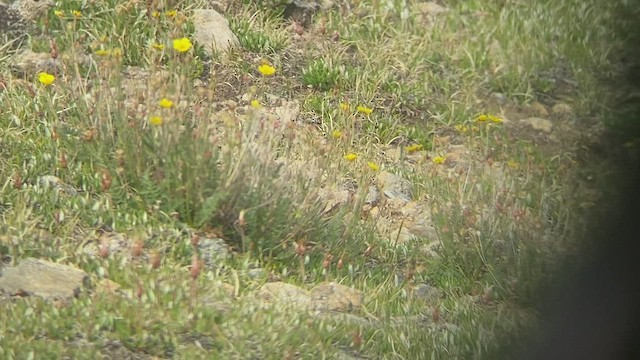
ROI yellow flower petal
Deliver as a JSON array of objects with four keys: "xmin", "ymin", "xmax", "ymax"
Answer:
[
  {"xmin": 95, "ymin": 49, "xmax": 109, "ymax": 56},
  {"xmin": 454, "ymin": 124, "xmax": 469, "ymax": 133},
  {"xmin": 251, "ymin": 99, "xmax": 262, "ymax": 108},
  {"xmin": 152, "ymin": 43, "xmax": 165, "ymax": 50},
  {"xmin": 433, "ymin": 156, "xmax": 446, "ymax": 165},
  {"xmin": 356, "ymin": 105, "xmax": 373, "ymax": 115},
  {"xmin": 38, "ymin": 72, "xmax": 55, "ymax": 86},
  {"xmin": 257, "ymin": 64, "xmax": 276, "ymax": 76},
  {"xmin": 54, "ymin": 10, "xmax": 64, "ymax": 17},
  {"xmin": 475, "ymin": 114, "xmax": 489, "ymax": 122},
  {"xmin": 405, "ymin": 144, "xmax": 423, "ymax": 153},
  {"xmin": 331, "ymin": 130, "xmax": 343, "ymax": 139},
  {"xmin": 343, "ymin": 153, "xmax": 358, "ymax": 162},
  {"xmin": 367, "ymin": 162, "xmax": 379, "ymax": 171},
  {"xmin": 172, "ymin": 37, "xmax": 192, "ymax": 53},
  {"xmin": 72, "ymin": 10, "xmax": 82, "ymax": 17},
  {"xmin": 165, "ymin": 10, "xmax": 177, "ymax": 17},
  {"xmin": 339, "ymin": 102, "xmax": 350, "ymax": 112},
  {"xmin": 159, "ymin": 98, "xmax": 174, "ymax": 109},
  {"xmin": 149, "ymin": 116, "xmax": 163, "ymax": 126},
  {"xmin": 489, "ymin": 115, "xmax": 503, "ymax": 123}
]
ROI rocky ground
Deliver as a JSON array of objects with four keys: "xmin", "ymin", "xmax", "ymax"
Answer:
[{"xmin": 1, "ymin": 0, "xmax": 636, "ymax": 358}]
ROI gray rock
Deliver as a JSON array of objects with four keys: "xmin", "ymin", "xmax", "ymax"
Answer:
[
  {"xmin": 191, "ymin": 9, "xmax": 238, "ymax": 56},
  {"xmin": 0, "ymin": 0, "xmax": 53, "ymax": 45},
  {"xmin": 0, "ymin": 258, "xmax": 89, "ymax": 300}
]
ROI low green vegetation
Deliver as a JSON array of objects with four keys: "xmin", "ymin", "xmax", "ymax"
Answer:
[{"xmin": 0, "ymin": 0, "xmax": 635, "ymax": 358}]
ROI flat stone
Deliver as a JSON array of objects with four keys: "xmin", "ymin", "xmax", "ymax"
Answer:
[
  {"xmin": 0, "ymin": 258, "xmax": 89, "ymax": 300},
  {"xmin": 191, "ymin": 9, "xmax": 238, "ymax": 55}
]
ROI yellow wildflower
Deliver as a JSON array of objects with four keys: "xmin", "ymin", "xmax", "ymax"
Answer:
[
  {"xmin": 72, "ymin": 10, "xmax": 82, "ymax": 17},
  {"xmin": 356, "ymin": 105, "xmax": 373, "ymax": 115},
  {"xmin": 172, "ymin": 37, "xmax": 192, "ymax": 52},
  {"xmin": 38, "ymin": 72, "xmax": 55, "ymax": 86},
  {"xmin": 159, "ymin": 98, "xmax": 174, "ymax": 109},
  {"xmin": 367, "ymin": 162, "xmax": 380, "ymax": 171},
  {"xmin": 331, "ymin": 130, "xmax": 343, "ymax": 139},
  {"xmin": 165, "ymin": 10, "xmax": 177, "ymax": 17},
  {"xmin": 343, "ymin": 153, "xmax": 358, "ymax": 162},
  {"xmin": 258, "ymin": 64, "xmax": 276, "ymax": 76},
  {"xmin": 149, "ymin": 116, "xmax": 163, "ymax": 126},
  {"xmin": 432, "ymin": 156, "xmax": 446, "ymax": 165},
  {"xmin": 475, "ymin": 114, "xmax": 489, "ymax": 122},
  {"xmin": 95, "ymin": 49, "xmax": 109, "ymax": 56},
  {"xmin": 251, "ymin": 99, "xmax": 262, "ymax": 108},
  {"xmin": 152, "ymin": 43, "xmax": 165, "ymax": 50},
  {"xmin": 489, "ymin": 115, "xmax": 503, "ymax": 123},
  {"xmin": 405, "ymin": 144, "xmax": 423, "ymax": 153},
  {"xmin": 54, "ymin": 10, "xmax": 64, "ymax": 17},
  {"xmin": 339, "ymin": 102, "xmax": 350, "ymax": 112},
  {"xmin": 151, "ymin": 11, "xmax": 160, "ymax": 18},
  {"xmin": 111, "ymin": 48, "xmax": 123, "ymax": 58},
  {"xmin": 475, "ymin": 114, "xmax": 502, "ymax": 123}
]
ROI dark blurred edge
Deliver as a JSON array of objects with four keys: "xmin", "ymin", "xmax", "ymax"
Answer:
[{"xmin": 492, "ymin": 1, "xmax": 640, "ymax": 359}]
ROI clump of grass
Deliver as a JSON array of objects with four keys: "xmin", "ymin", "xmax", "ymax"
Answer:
[
  {"xmin": 229, "ymin": 11, "xmax": 289, "ymax": 53},
  {"xmin": 302, "ymin": 58, "xmax": 341, "ymax": 91}
]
